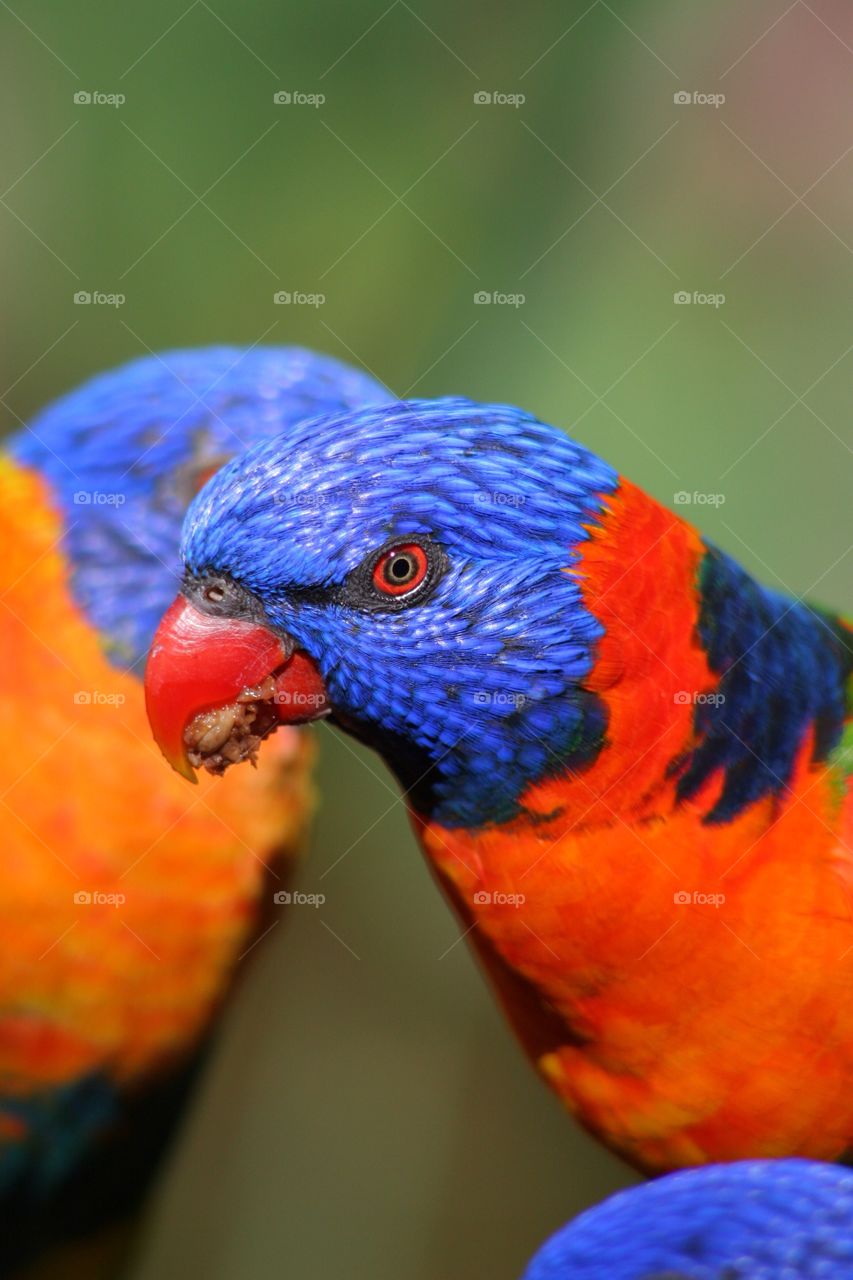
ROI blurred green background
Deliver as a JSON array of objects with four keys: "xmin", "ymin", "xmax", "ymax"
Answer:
[{"xmin": 1, "ymin": 1, "xmax": 852, "ymax": 1276}]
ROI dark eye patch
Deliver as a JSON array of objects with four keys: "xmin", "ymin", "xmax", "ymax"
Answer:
[
  {"xmin": 184, "ymin": 536, "xmax": 447, "ymax": 623},
  {"xmin": 339, "ymin": 536, "xmax": 447, "ymax": 613}
]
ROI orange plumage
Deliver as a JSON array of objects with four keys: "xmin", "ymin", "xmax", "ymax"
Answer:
[
  {"xmin": 140, "ymin": 393, "xmax": 853, "ymax": 1180},
  {"xmin": 417, "ymin": 480, "xmax": 853, "ymax": 1173},
  {"xmin": 0, "ymin": 344, "xmax": 391, "ymax": 1273},
  {"xmin": 0, "ymin": 339, "xmax": 396, "ymax": 1272},
  {"xmin": 0, "ymin": 454, "xmax": 312, "ymax": 1094}
]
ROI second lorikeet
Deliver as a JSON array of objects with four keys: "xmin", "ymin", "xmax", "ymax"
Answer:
[
  {"xmin": 523, "ymin": 1158, "xmax": 853, "ymax": 1278},
  {"xmin": 145, "ymin": 396, "xmax": 853, "ymax": 1175},
  {"xmin": 0, "ymin": 346, "xmax": 389, "ymax": 1275}
]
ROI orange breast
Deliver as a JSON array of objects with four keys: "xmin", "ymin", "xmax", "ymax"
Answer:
[
  {"xmin": 0, "ymin": 456, "xmax": 313, "ymax": 1090},
  {"xmin": 417, "ymin": 479, "xmax": 853, "ymax": 1171},
  {"xmin": 420, "ymin": 743, "xmax": 853, "ymax": 1171}
]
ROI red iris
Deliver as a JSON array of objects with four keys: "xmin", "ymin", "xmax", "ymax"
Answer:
[{"xmin": 372, "ymin": 543, "xmax": 429, "ymax": 597}]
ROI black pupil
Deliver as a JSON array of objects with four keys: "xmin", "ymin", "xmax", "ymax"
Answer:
[{"xmin": 388, "ymin": 554, "xmax": 416, "ymax": 583}]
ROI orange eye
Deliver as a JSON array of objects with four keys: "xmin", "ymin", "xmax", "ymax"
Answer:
[{"xmin": 372, "ymin": 544, "xmax": 429, "ymax": 597}]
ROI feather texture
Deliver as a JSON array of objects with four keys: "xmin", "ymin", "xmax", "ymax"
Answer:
[
  {"xmin": 524, "ymin": 1159, "xmax": 853, "ymax": 1279},
  {"xmin": 170, "ymin": 395, "xmax": 853, "ymax": 1174},
  {"xmin": 0, "ymin": 346, "xmax": 389, "ymax": 1270}
]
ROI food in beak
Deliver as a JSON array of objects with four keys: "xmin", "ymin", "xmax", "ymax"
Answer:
[
  {"xmin": 145, "ymin": 595, "xmax": 329, "ymax": 781},
  {"xmin": 183, "ymin": 674, "xmax": 281, "ymax": 774}
]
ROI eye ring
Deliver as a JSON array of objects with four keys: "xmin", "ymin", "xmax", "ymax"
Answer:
[
  {"xmin": 343, "ymin": 536, "xmax": 446, "ymax": 612},
  {"xmin": 371, "ymin": 543, "xmax": 429, "ymax": 597}
]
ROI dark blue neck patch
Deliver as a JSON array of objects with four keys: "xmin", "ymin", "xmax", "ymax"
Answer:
[{"xmin": 676, "ymin": 544, "xmax": 852, "ymax": 823}]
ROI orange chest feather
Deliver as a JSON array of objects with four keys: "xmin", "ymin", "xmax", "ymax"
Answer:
[
  {"xmin": 415, "ymin": 480, "xmax": 853, "ymax": 1168},
  {"xmin": 0, "ymin": 458, "xmax": 313, "ymax": 1086},
  {"xmin": 419, "ymin": 747, "xmax": 853, "ymax": 1167}
]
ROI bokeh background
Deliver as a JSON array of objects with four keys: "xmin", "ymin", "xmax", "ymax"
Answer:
[{"xmin": 2, "ymin": 1, "xmax": 852, "ymax": 1277}]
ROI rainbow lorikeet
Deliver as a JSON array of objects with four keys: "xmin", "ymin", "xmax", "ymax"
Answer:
[
  {"xmin": 146, "ymin": 396, "xmax": 853, "ymax": 1177},
  {"xmin": 0, "ymin": 347, "xmax": 388, "ymax": 1274},
  {"xmin": 522, "ymin": 1158, "xmax": 853, "ymax": 1278}
]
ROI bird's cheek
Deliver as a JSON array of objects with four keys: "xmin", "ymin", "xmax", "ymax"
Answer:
[{"xmin": 144, "ymin": 594, "xmax": 329, "ymax": 781}]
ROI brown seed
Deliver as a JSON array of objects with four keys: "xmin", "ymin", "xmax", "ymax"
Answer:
[{"xmin": 194, "ymin": 707, "xmax": 239, "ymax": 754}]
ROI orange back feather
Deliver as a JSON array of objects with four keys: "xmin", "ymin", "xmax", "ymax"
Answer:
[{"xmin": 0, "ymin": 456, "xmax": 312, "ymax": 1092}]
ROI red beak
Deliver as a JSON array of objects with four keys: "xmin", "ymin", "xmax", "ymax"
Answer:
[{"xmin": 145, "ymin": 594, "xmax": 328, "ymax": 781}]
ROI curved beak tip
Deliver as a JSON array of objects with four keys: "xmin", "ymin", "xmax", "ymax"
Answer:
[{"xmin": 171, "ymin": 753, "xmax": 199, "ymax": 785}]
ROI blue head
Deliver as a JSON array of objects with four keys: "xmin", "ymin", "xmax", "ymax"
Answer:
[
  {"xmin": 523, "ymin": 1159, "xmax": 853, "ymax": 1279},
  {"xmin": 9, "ymin": 346, "xmax": 389, "ymax": 672},
  {"xmin": 172, "ymin": 398, "xmax": 618, "ymax": 825}
]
